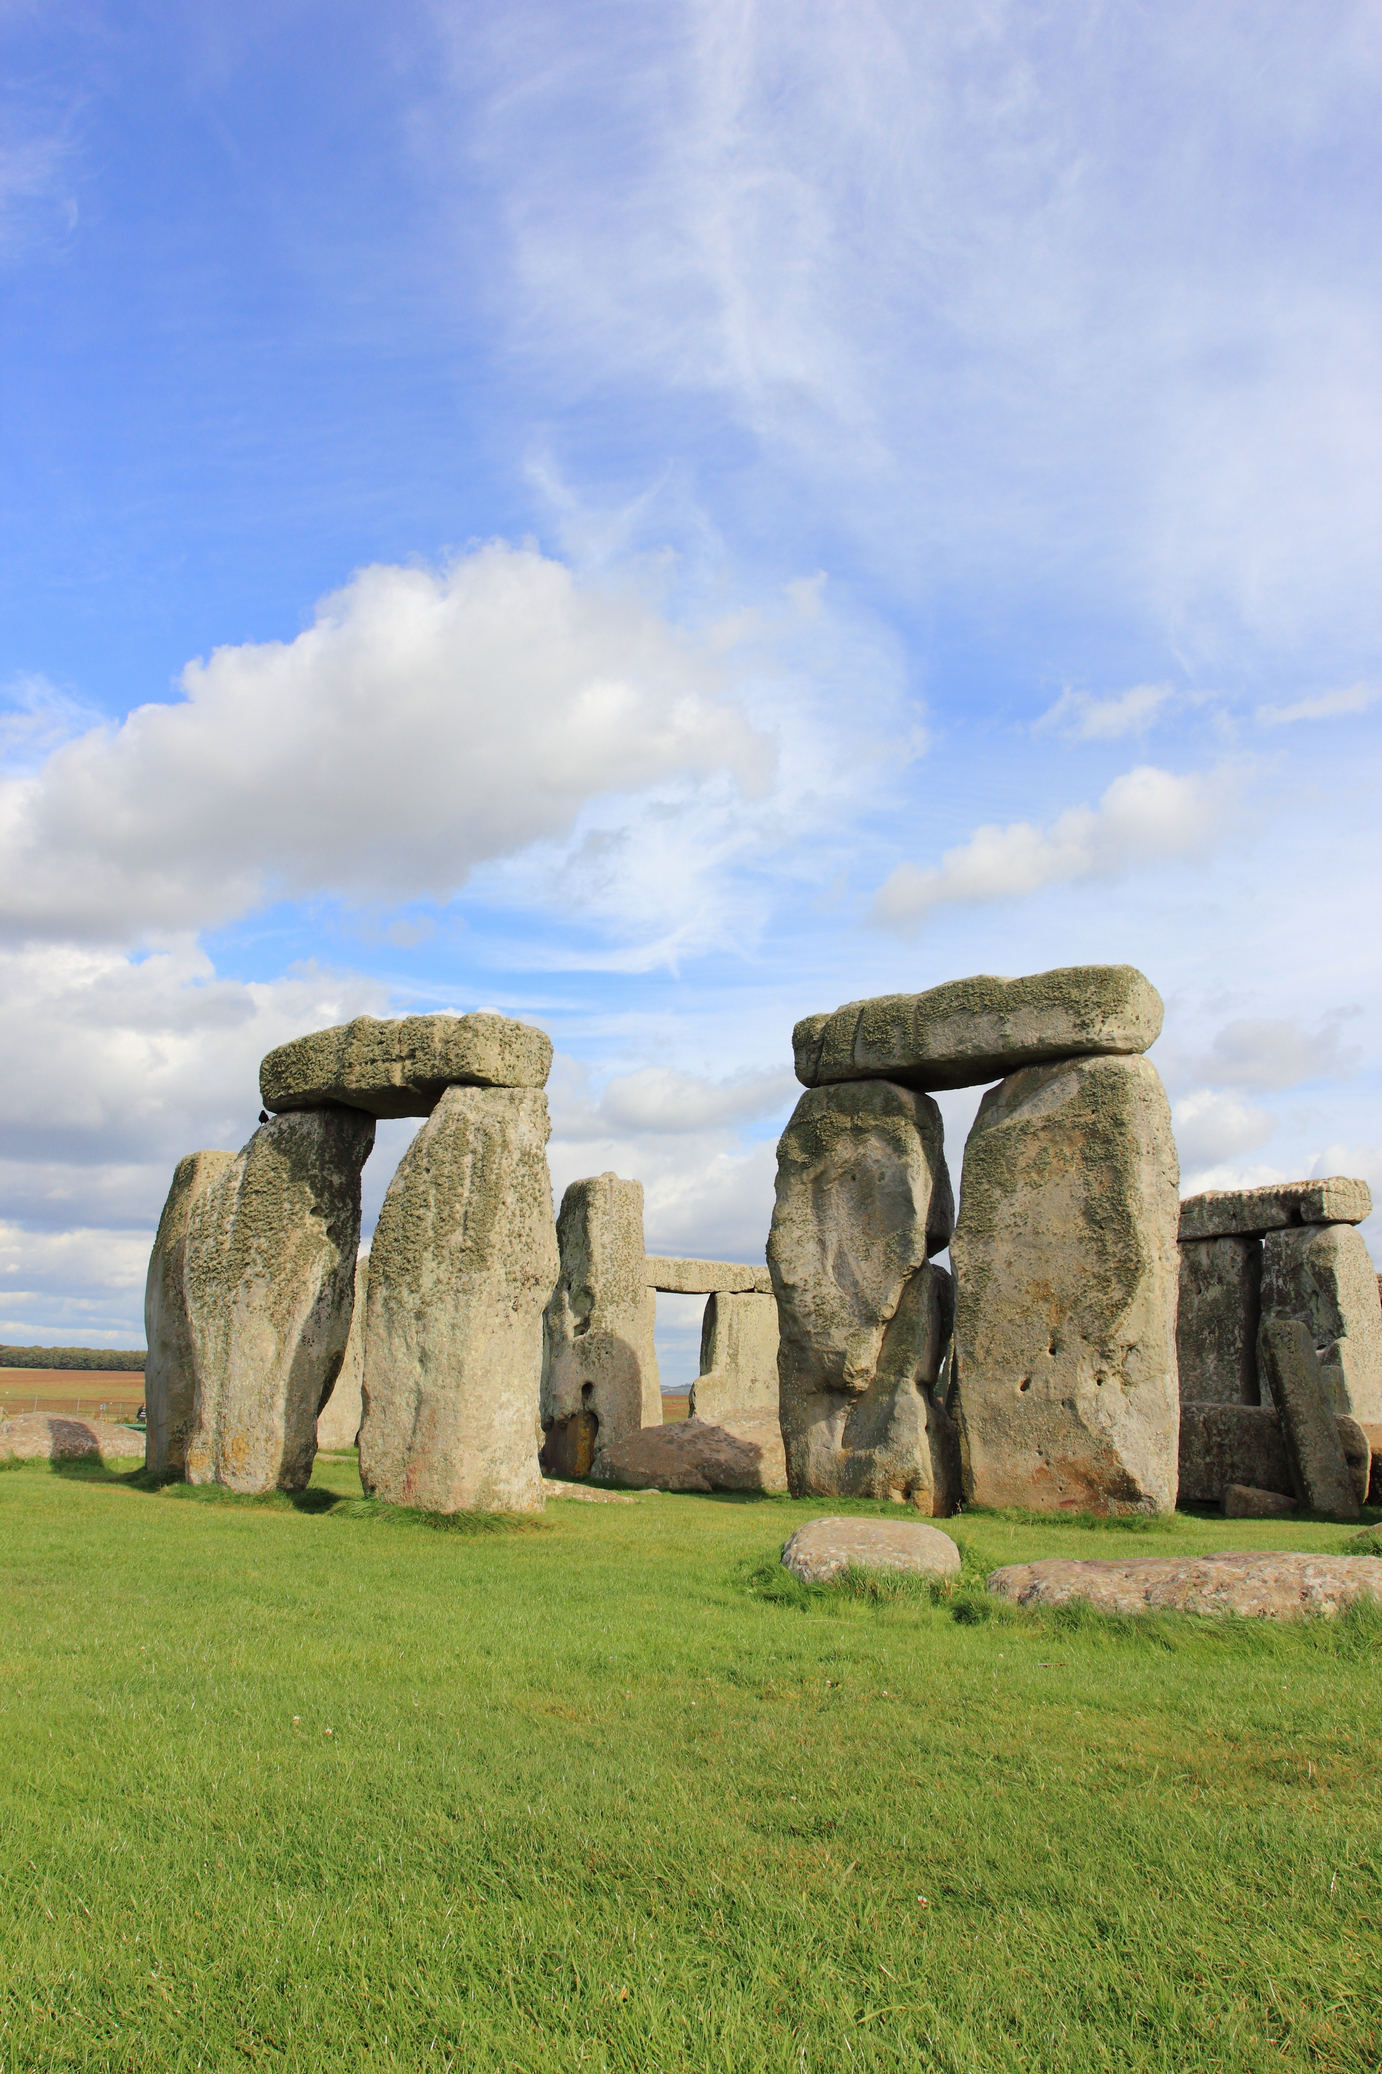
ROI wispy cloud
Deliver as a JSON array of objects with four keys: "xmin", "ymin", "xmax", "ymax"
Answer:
[
  {"xmin": 1255, "ymin": 683, "xmax": 1376, "ymax": 726},
  {"xmin": 1034, "ymin": 683, "xmax": 1177, "ymax": 740}
]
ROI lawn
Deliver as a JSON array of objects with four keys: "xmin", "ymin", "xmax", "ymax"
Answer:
[{"xmin": 1, "ymin": 1455, "xmax": 1379, "ymax": 2073}]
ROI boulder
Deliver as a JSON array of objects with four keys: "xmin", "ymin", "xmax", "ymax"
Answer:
[
  {"xmin": 261, "ymin": 1011, "xmax": 551, "ymax": 1119},
  {"xmin": 780, "ymin": 1516, "xmax": 961, "ymax": 1585},
  {"xmin": 359, "ymin": 1085, "xmax": 557, "ymax": 1513},
  {"xmin": 645, "ymin": 1257, "xmax": 773, "ymax": 1294},
  {"xmin": 589, "ymin": 1408, "xmax": 787, "ymax": 1492},
  {"xmin": 951, "ymin": 1054, "xmax": 1180, "ymax": 1513},
  {"xmin": 183, "ymin": 1109, "xmax": 374, "ymax": 1493},
  {"xmin": 689, "ymin": 1292, "xmax": 780, "ymax": 1420},
  {"xmin": 316, "ymin": 1254, "xmax": 368, "ymax": 1450},
  {"xmin": 1260, "ymin": 1223, "xmax": 1382, "ymax": 1421},
  {"xmin": 144, "ymin": 1149, "xmax": 235, "ymax": 1475},
  {"xmin": 793, "ymin": 964, "xmax": 1162, "ymax": 1093},
  {"xmin": 542, "ymin": 1173, "xmax": 659, "ymax": 1473},
  {"xmin": 0, "ymin": 1413, "xmax": 145, "ymax": 1462},
  {"xmin": 987, "ymin": 1552, "xmax": 1382, "ymax": 1619},
  {"xmin": 1222, "ymin": 1484, "xmax": 1297, "ymax": 1518},
  {"xmin": 1179, "ymin": 1176, "xmax": 1371, "ymax": 1242},
  {"xmin": 1176, "ymin": 1236, "xmax": 1260, "ymax": 1404},
  {"xmin": 768, "ymin": 1080, "xmax": 958, "ymax": 1510},
  {"xmin": 1257, "ymin": 1320, "xmax": 1359, "ymax": 1519}
]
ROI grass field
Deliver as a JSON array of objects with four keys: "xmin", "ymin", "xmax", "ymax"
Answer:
[
  {"xmin": 1, "ymin": 1454, "xmax": 1379, "ymax": 2073},
  {"xmin": 0, "ymin": 1370, "xmax": 145, "ymax": 1421}
]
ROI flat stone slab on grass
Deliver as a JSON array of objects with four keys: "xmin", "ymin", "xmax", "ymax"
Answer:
[
  {"xmin": 987, "ymin": 1552, "xmax": 1382, "ymax": 1619},
  {"xmin": 1179, "ymin": 1177, "xmax": 1372, "ymax": 1242},
  {"xmin": 591, "ymin": 1409, "xmax": 787, "ymax": 1491},
  {"xmin": 540, "ymin": 1478, "xmax": 641, "ymax": 1504},
  {"xmin": 781, "ymin": 1516, "xmax": 962, "ymax": 1584},
  {"xmin": 261, "ymin": 1012, "xmax": 552, "ymax": 1118},
  {"xmin": 0, "ymin": 1413, "xmax": 145, "ymax": 1461}
]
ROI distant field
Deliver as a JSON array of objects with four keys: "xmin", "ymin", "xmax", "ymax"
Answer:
[
  {"xmin": 0, "ymin": 1369, "xmax": 144, "ymax": 1420},
  {"xmin": 661, "ymin": 1390, "xmax": 691, "ymax": 1421}
]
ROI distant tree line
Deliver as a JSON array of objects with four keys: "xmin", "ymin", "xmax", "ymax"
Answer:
[{"xmin": 0, "ymin": 1346, "xmax": 147, "ymax": 1372}]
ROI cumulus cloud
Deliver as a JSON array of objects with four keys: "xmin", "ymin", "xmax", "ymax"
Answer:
[
  {"xmin": 1255, "ymin": 683, "xmax": 1376, "ymax": 726},
  {"xmin": 573, "ymin": 1065, "xmax": 795, "ymax": 1135},
  {"xmin": 1194, "ymin": 1015, "xmax": 1362, "ymax": 1092},
  {"xmin": 1034, "ymin": 684, "xmax": 1177, "ymax": 740},
  {"xmin": 1171, "ymin": 1088, "xmax": 1275, "ymax": 1172}
]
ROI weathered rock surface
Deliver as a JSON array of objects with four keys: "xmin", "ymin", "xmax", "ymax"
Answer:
[
  {"xmin": 183, "ymin": 1109, "xmax": 373, "ymax": 1493},
  {"xmin": 689, "ymin": 1292, "xmax": 780, "ymax": 1420},
  {"xmin": 359, "ymin": 1086, "xmax": 557, "ymax": 1513},
  {"xmin": 769, "ymin": 1080, "xmax": 958, "ymax": 1510},
  {"xmin": 780, "ymin": 1516, "xmax": 961, "ymax": 1585},
  {"xmin": 1258, "ymin": 1320, "xmax": 1359, "ymax": 1519},
  {"xmin": 541, "ymin": 1477, "xmax": 641, "ymax": 1504},
  {"xmin": 542, "ymin": 1172, "xmax": 659, "ymax": 1474},
  {"xmin": 261, "ymin": 1012, "xmax": 551, "ymax": 1119},
  {"xmin": 793, "ymin": 965, "xmax": 1163, "ymax": 1093},
  {"xmin": 1260, "ymin": 1224, "xmax": 1382, "ymax": 1421},
  {"xmin": 0, "ymin": 1413, "xmax": 145, "ymax": 1462},
  {"xmin": 951, "ymin": 1054, "xmax": 1180, "ymax": 1513},
  {"xmin": 644, "ymin": 1257, "xmax": 773, "ymax": 1294},
  {"xmin": 589, "ymin": 1408, "xmax": 787, "ymax": 1492},
  {"xmin": 1179, "ymin": 1177, "xmax": 1371, "ymax": 1242},
  {"xmin": 316, "ymin": 1254, "xmax": 368, "ymax": 1450},
  {"xmin": 1176, "ymin": 1236, "xmax": 1260, "ymax": 1404},
  {"xmin": 987, "ymin": 1552, "xmax": 1382, "ymax": 1619},
  {"xmin": 1222, "ymin": 1484, "xmax": 1297, "ymax": 1518},
  {"xmin": 144, "ymin": 1149, "xmax": 234, "ymax": 1475},
  {"xmin": 1178, "ymin": 1401, "xmax": 1370, "ymax": 1505}
]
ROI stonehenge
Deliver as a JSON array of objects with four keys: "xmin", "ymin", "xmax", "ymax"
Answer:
[
  {"xmin": 144, "ymin": 1149, "xmax": 234, "ymax": 1476},
  {"xmin": 541, "ymin": 1173, "xmax": 660, "ymax": 1477}
]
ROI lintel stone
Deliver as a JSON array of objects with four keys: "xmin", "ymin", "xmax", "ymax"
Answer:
[
  {"xmin": 1178, "ymin": 1177, "xmax": 1371, "ymax": 1242},
  {"xmin": 261, "ymin": 1012, "xmax": 551, "ymax": 1118},
  {"xmin": 645, "ymin": 1256, "xmax": 772, "ymax": 1295}
]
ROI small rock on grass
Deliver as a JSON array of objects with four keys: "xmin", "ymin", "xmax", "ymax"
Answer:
[
  {"xmin": 1221, "ymin": 1483, "xmax": 1297, "ymax": 1517},
  {"xmin": 781, "ymin": 1516, "xmax": 962, "ymax": 1585}
]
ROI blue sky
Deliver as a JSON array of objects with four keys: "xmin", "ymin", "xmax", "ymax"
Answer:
[{"xmin": 2, "ymin": 0, "xmax": 1379, "ymax": 1376}]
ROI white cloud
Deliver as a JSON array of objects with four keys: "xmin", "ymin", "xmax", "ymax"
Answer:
[
  {"xmin": 1034, "ymin": 684, "xmax": 1177, "ymax": 740},
  {"xmin": 1195, "ymin": 1016, "xmax": 1362, "ymax": 1092},
  {"xmin": 1255, "ymin": 683, "xmax": 1377, "ymax": 726},
  {"xmin": 593, "ymin": 1066, "xmax": 796, "ymax": 1135},
  {"xmin": 1172, "ymin": 1088, "xmax": 1275, "ymax": 1172}
]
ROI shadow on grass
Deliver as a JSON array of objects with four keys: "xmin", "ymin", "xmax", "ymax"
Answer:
[{"xmin": 43, "ymin": 1457, "xmax": 541, "ymax": 1535}]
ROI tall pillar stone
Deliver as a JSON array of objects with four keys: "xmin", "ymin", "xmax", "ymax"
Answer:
[
  {"xmin": 359, "ymin": 1085, "xmax": 558, "ymax": 1513},
  {"xmin": 316, "ymin": 1253, "xmax": 369, "ymax": 1450},
  {"xmin": 183, "ymin": 1109, "xmax": 374, "ymax": 1493},
  {"xmin": 541, "ymin": 1172, "xmax": 658, "ymax": 1477},
  {"xmin": 951, "ymin": 1053, "xmax": 1180, "ymax": 1514},
  {"xmin": 1260, "ymin": 1223, "xmax": 1382, "ymax": 1421},
  {"xmin": 144, "ymin": 1150, "xmax": 235, "ymax": 1475},
  {"xmin": 688, "ymin": 1292, "xmax": 780, "ymax": 1421},
  {"xmin": 1176, "ymin": 1236, "xmax": 1261, "ymax": 1404}
]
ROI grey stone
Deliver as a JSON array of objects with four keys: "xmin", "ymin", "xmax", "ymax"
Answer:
[
  {"xmin": 1178, "ymin": 1177, "xmax": 1371, "ymax": 1242},
  {"xmin": 0, "ymin": 1413, "xmax": 146, "ymax": 1462},
  {"xmin": 183, "ymin": 1109, "xmax": 373, "ymax": 1493},
  {"xmin": 645, "ymin": 1257, "xmax": 773, "ymax": 1294},
  {"xmin": 951, "ymin": 1053, "xmax": 1180, "ymax": 1514},
  {"xmin": 1178, "ymin": 1403, "xmax": 1291, "ymax": 1502},
  {"xmin": 358, "ymin": 1085, "xmax": 557, "ymax": 1513},
  {"xmin": 688, "ymin": 1292, "xmax": 780, "ymax": 1420},
  {"xmin": 793, "ymin": 964, "xmax": 1163, "ymax": 1093},
  {"xmin": 1357, "ymin": 1421, "xmax": 1382, "ymax": 1504},
  {"xmin": 589, "ymin": 1408, "xmax": 787, "ymax": 1492},
  {"xmin": 261, "ymin": 1012, "xmax": 551, "ymax": 1119},
  {"xmin": 1176, "ymin": 1236, "xmax": 1260, "ymax": 1404},
  {"xmin": 1337, "ymin": 1415, "xmax": 1374, "ymax": 1507},
  {"xmin": 780, "ymin": 1516, "xmax": 961, "ymax": 1585},
  {"xmin": 768, "ymin": 1080, "xmax": 958, "ymax": 1511},
  {"xmin": 986, "ymin": 1551, "xmax": 1382, "ymax": 1619},
  {"xmin": 1222, "ymin": 1484, "xmax": 1297, "ymax": 1518},
  {"xmin": 144, "ymin": 1150, "xmax": 234, "ymax": 1475},
  {"xmin": 1260, "ymin": 1224, "xmax": 1382, "ymax": 1420},
  {"xmin": 316, "ymin": 1254, "xmax": 368, "ymax": 1450},
  {"xmin": 542, "ymin": 1173, "xmax": 659, "ymax": 1475},
  {"xmin": 1258, "ymin": 1320, "xmax": 1359, "ymax": 1520}
]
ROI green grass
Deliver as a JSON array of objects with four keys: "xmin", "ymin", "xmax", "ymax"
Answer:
[{"xmin": 1, "ymin": 1458, "xmax": 1379, "ymax": 2072}]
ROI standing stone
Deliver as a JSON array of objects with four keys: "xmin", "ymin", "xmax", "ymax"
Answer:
[
  {"xmin": 951, "ymin": 1054, "xmax": 1180, "ymax": 1514},
  {"xmin": 541, "ymin": 1172, "xmax": 658, "ymax": 1477},
  {"xmin": 1260, "ymin": 1224, "xmax": 1382, "ymax": 1421},
  {"xmin": 768, "ymin": 1080, "xmax": 959, "ymax": 1511},
  {"xmin": 183, "ymin": 1110, "xmax": 374, "ymax": 1493},
  {"xmin": 1176, "ymin": 1236, "xmax": 1261, "ymax": 1404},
  {"xmin": 688, "ymin": 1292, "xmax": 780, "ymax": 1420},
  {"xmin": 144, "ymin": 1150, "xmax": 235, "ymax": 1475},
  {"xmin": 1258, "ymin": 1320, "xmax": 1360, "ymax": 1520},
  {"xmin": 359, "ymin": 1085, "xmax": 558, "ymax": 1513},
  {"xmin": 1177, "ymin": 1402, "xmax": 1292, "ymax": 1502},
  {"xmin": 316, "ymin": 1254, "xmax": 368, "ymax": 1450}
]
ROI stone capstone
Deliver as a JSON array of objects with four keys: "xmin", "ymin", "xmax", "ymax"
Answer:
[
  {"xmin": 358, "ymin": 1085, "xmax": 558, "ymax": 1513},
  {"xmin": 792, "ymin": 964, "xmax": 1163, "ymax": 1093},
  {"xmin": 589, "ymin": 1408, "xmax": 787, "ymax": 1492},
  {"xmin": 780, "ymin": 1516, "xmax": 962, "ymax": 1585},
  {"xmin": 1178, "ymin": 1177, "xmax": 1372, "ymax": 1242},
  {"xmin": 688, "ymin": 1292, "xmax": 780, "ymax": 1420},
  {"xmin": 1176, "ymin": 1236, "xmax": 1260, "ymax": 1405},
  {"xmin": 316, "ymin": 1253, "xmax": 368, "ymax": 1450},
  {"xmin": 951, "ymin": 1053, "xmax": 1180, "ymax": 1514},
  {"xmin": 0, "ymin": 1413, "xmax": 146, "ymax": 1462},
  {"xmin": 1222, "ymin": 1484, "xmax": 1297, "ymax": 1518},
  {"xmin": 987, "ymin": 1552, "xmax": 1382, "ymax": 1620},
  {"xmin": 768, "ymin": 1080, "xmax": 959, "ymax": 1511},
  {"xmin": 1257, "ymin": 1320, "xmax": 1360, "ymax": 1519},
  {"xmin": 260, "ymin": 1012, "xmax": 552, "ymax": 1119},
  {"xmin": 542, "ymin": 1172, "xmax": 659, "ymax": 1474},
  {"xmin": 144, "ymin": 1149, "xmax": 235, "ymax": 1475},
  {"xmin": 1259, "ymin": 1223, "xmax": 1382, "ymax": 1421},
  {"xmin": 644, "ymin": 1257, "xmax": 773, "ymax": 1294}
]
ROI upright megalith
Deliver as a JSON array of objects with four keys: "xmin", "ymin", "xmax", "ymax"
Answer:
[
  {"xmin": 1258, "ymin": 1320, "xmax": 1360, "ymax": 1520},
  {"xmin": 359, "ymin": 1085, "xmax": 558, "ymax": 1513},
  {"xmin": 768, "ymin": 1080, "xmax": 959, "ymax": 1511},
  {"xmin": 541, "ymin": 1172, "xmax": 658, "ymax": 1476},
  {"xmin": 1260, "ymin": 1223, "xmax": 1382, "ymax": 1422},
  {"xmin": 182, "ymin": 1109, "xmax": 374, "ymax": 1492},
  {"xmin": 688, "ymin": 1292, "xmax": 779, "ymax": 1420},
  {"xmin": 950, "ymin": 1053, "xmax": 1180, "ymax": 1513},
  {"xmin": 1177, "ymin": 1237, "xmax": 1261, "ymax": 1404},
  {"xmin": 144, "ymin": 1150, "xmax": 235, "ymax": 1475},
  {"xmin": 260, "ymin": 1012, "xmax": 552, "ymax": 1118},
  {"xmin": 316, "ymin": 1253, "xmax": 368, "ymax": 1450}
]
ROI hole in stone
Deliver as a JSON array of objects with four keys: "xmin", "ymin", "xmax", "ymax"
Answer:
[
  {"xmin": 1048, "ymin": 1338, "xmax": 1058, "ymax": 1356},
  {"xmin": 580, "ymin": 1381, "xmax": 594, "ymax": 1402},
  {"xmin": 1018, "ymin": 1376, "xmax": 1031, "ymax": 1392}
]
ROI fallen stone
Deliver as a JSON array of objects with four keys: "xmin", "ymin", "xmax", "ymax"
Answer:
[
  {"xmin": 316, "ymin": 1254, "xmax": 368, "ymax": 1450},
  {"xmin": 689, "ymin": 1291, "xmax": 780, "ymax": 1420},
  {"xmin": 589, "ymin": 1408, "xmax": 788, "ymax": 1492},
  {"xmin": 359, "ymin": 1085, "xmax": 557, "ymax": 1513},
  {"xmin": 951, "ymin": 1054, "xmax": 1180, "ymax": 1513},
  {"xmin": 987, "ymin": 1552, "xmax": 1382, "ymax": 1619},
  {"xmin": 261, "ymin": 1012, "xmax": 552, "ymax": 1118},
  {"xmin": 1258, "ymin": 1320, "xmax": 1359, "ymax": 1519},
  {"xmin": 1260, "ymin": 1224, "xmax": 1382, "ymax": 1421},
  {"xmin": 0, "ymin": 1413, "xmax": 145, "ymax": 1462},
  {"xmin": 793, "ymin": 965, "xmax": 1163, "ymax": 1093},
  {"xmin": 1222, "ymin": 1484, "xmax": 1297, "ymax": 1518},
  {"xmin": 780, "ymin": 1516, "xmax": 962, "ymax": 1585},
  {"xmin": 543, "ymin": 1173, "xmax": 659, "ymax": 1473},
  {"xmin": 645, "ymin": 1257, "xmax": 773, "ymax": 1294},
  {"xmin": 1176, "ymin": 1236, "xmax": 1260, "ymax": 1404},
  {"xmin": 183, "ymin": 1109, "xmax": 373, "ymax": 1493},
  {"xmin": 768, "ymin": 1080, "xmax": 958, "ymax": 1510},
  {"xmin": 144, "ymin": 1149, "xmax": 235, "ymax": 1475},
  {"xmin": 541, "ymin": 1478, "xmax": 641, "ymax": 1504},
  {"xmin": 1178, "ymin": 1177, "xmax": 1372, "ymax": 1242}
]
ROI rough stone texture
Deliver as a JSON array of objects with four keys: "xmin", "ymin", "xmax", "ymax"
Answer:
[
  {"xmin": 1338, "ymin": 1416, "xmax": 1374, "ymax": 1507},
  {"xmin": 987, "ymin": 1552, "xmax": 1382, "ymax": 1619},
  {"xmin": 1176, "ymin": 1236, "xmax": 1260, "ymax": 1405},
  {"xmin": 780, "ymin": 1516, "xmax": 962, "ymax": 1585},
  {"xmin": 768, "ymin": 1080, "xmax": 958, "ymax": 1511},
  {"xmin": 1178, "ymin": 1177, "xmax": 1371, "ymax": 1242},
  {"xmin": 183, "ymin": 1109, "xmax": 374, "ymax": 1493},
  {"xmin": 645, "ymin": 1257, "xmax": 773, "ymax": 1294},
  {"xmin": 1222, "ymin": 1484, "xmax": 1297, "ymax": 1518},
  {"xmin": 541, "ymin": 1478, "xmax": 641, "ymax": 1504},
  {"xmin": 144, "ymin": 1150, "xmax": 235, "ymax": 1475},
  {"xmin": 1260, "ymin": 1224, "xmax": 1382, "ymax": 1421},
  {"xmin": 589, "ymin": 1408, "xmax": 787, "ymax": 1492},
  {"xmin": 1358, "ymin": 1422, "xmax": 1382, "ymax": 1505},
  {"xmin": 261, "ymin": 1012, "xmax": 552, "ymax": 1119},
  {"xmin": 358, "ymin": 1085, "xmax": 558, "ymax": 1514},
  {"xmin": 1178, "ymin": 1403, "xmax": 1291, "ymax": 1501},
  {"xmin": 688, "ymin": 1292, "xmax": 780, "ymax": 1420},
  {"xmin": 316, "ymin": 1254, "xmax": 368, "ymax": 1450},
  {"xmin": 1258, "ymin": 1320, "xmax": 1360, "ymax": 1520},
  {"xmin": 0, "ymin": 1413, "xmax": 145, "ymax": 1462},
  {"xmin": 951, "ymin": 1054, "xmax": 1180, "ymax": 1514},
  {"xmin": 793, "ymin": 965, "xmax": 1163, "ymax": 1093},
  {"xmin": 542, "ymin": 1173, "xmax": 659, "ymax": 1474}
]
